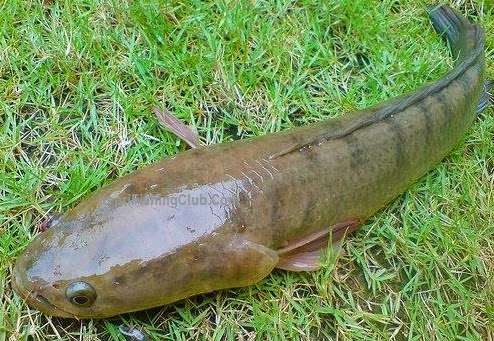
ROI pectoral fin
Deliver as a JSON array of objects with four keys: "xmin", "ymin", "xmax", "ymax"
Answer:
[
  {"xmin": 276, "ymin": 219, "xmax": 360, "ymax": 272},
  {"xmin": 276, "ymin": 248, "xmax": 338, "ymax": 272},
  {"xmin": 220, "ymin": 237, "xmax": 279, "ymax": 287}
]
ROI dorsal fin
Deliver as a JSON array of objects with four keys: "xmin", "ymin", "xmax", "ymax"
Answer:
[{"xmin": 271, "ymin": 6, "xmax": 484, "ymax": 160}]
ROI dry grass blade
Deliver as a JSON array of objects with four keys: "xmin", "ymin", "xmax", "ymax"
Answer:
[{"xmin": 152, "ymin": 107, "xmax": 201, "ymax": 148}]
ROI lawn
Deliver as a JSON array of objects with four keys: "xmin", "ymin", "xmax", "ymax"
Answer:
[{"xmin": 1, "ymin": 0, "xmax": 493, "ymax": 339}]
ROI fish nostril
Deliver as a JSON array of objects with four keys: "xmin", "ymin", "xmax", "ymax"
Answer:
[{"xmin": 36, "ymin": 294, "xmax": 51, "ymax": 306}]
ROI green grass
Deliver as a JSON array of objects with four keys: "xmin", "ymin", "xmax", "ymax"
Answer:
[{"xmin": 1, "ymin": 0, "xmax": 493, "ymax": 339}]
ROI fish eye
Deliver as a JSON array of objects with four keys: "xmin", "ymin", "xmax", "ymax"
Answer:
[{"xmin": 66, "ymin": 281, "xmax": 96, "ymax": 307}]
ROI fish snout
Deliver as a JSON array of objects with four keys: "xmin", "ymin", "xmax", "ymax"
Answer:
[
  {"xmin": 12, "ymin": 255, "xmax": 31, "ymax": 300},
  {"xmin": 12, "ymin": 255, "xmax": 75, "ymax": 318}
]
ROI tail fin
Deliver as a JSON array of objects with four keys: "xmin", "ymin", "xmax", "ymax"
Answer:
[
  {"xmin": 427, "ymin": 5, "xmax": 471, "ymax": 60},
  {"xmin": 428, "ymin": 5, "xmax": 488, "ymax": 113},
  {"xmin": 477, "ymin": 80, "xmax": 494, "ymax": 113}
]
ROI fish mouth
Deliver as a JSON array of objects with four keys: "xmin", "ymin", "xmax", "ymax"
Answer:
[{"xmin": 11, "ymin": 261, "xmax": 76, "ymax": 319}]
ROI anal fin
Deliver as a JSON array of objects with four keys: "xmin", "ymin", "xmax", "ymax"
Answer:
[{"xmin": 276, "ymin": 219, "xmax": 360, "ymax": 272}]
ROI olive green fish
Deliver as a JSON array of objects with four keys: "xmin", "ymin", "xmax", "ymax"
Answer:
[{"xmin": 12, "ymin": 5, "xmax": 492, "ymax": 318}]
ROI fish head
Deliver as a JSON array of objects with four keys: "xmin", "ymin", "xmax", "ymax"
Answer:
[
  {"xmin": 11, "ymin": 212, "xmax": 161, "ymax": 319},
  {"xmin": 11, "ymin": 173, "xmax": 248, "ymax": 318},
  {"xmin": 12, "ymin": 218, "xmax": 100, "ymax": 318}
]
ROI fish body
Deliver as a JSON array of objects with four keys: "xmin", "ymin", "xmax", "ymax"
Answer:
[{"xmin": 13, "ymin": 6, "xmax": 488, "ymax": 318}]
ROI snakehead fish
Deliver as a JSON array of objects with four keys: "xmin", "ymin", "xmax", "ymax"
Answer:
[{"xmin": 12, "ymin": 5, "xmax": 492, "ymax": 318}]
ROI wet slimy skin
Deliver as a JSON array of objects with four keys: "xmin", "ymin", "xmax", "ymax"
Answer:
[{"xmin": 12, "ymin": 6, "xmax": 486, "ymax": 318}]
